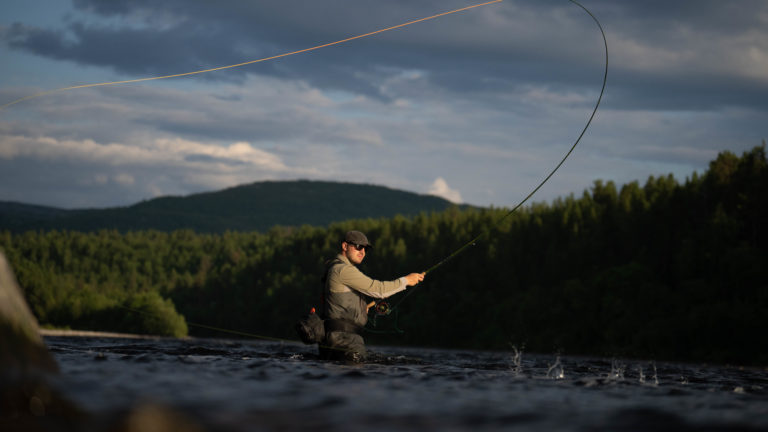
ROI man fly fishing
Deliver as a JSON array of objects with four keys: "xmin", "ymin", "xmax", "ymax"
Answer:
[{"xmin": 320, "ymin": 230, "xmax": 424, "ymax": 362}]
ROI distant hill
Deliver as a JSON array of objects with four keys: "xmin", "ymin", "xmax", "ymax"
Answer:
[{"xmin": 0, "ymin": 180, "xmax": 463, "ymax": 233}]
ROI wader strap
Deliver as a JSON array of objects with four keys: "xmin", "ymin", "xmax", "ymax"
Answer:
[
  {"xmin": 324, "ymin": 319, "xmax": 362, "ymax": 335},
  {"xmin": 320, "ymin": 258, "xmax": 344, "ymax": 312}
]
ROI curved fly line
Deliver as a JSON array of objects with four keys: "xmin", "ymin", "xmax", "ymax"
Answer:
[
  {"xmin": 0, "ymin": 0, "xmax": 502, "ymax": 112},
  {"xmin": 381, "ymin": 0, "xmax": 609, "ymax": 315}
]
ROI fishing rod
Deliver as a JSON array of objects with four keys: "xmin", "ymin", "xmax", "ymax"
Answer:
[{"xmin": 377, "ymin": 0, "xmax": 609, "ymax": 316}]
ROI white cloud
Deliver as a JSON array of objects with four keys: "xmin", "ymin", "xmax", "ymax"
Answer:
[
  {"xmin": 428, "ymin": 177, "xmax": 462, "ymax": 203},
  {"xmin": 113, "ymin": 173, "xmax": 135, "ymax": 186},
  {"xmin": 154, "ymin": 138, "xmax": 287, "ymax": 171},
  {"xmin": 0, "ymin": 134, "xmax": 287, "ymax": 172},
  {"xmin": 0, "ymin": 134, "xmax": 156, "ymax": 164}
]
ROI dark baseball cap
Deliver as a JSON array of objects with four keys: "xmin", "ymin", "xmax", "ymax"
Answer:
[{"xmin": 344, "ymin": 230, "xmax": 372, "ymax": 247}]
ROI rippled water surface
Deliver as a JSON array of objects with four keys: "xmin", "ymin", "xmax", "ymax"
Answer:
[{"xmin": 44, "ymin": 336, "xmax": 768, "ymax": 431}]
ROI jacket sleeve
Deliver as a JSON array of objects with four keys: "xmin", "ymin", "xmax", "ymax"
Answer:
[{"xmin": 338, "ymin": 264, "xmax": 406, "ymax": 299}]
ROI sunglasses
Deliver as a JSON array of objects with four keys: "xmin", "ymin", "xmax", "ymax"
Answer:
[{"xmin": 347, "ymin": 242, "xmax": 369, "ymax": 251}]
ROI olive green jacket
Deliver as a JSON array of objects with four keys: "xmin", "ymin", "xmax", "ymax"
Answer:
[{"xmin": 323, "ymin": 253, "xmax": 406, "ymax": 327}]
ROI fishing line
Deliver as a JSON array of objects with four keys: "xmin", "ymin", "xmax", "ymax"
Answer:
[
  {"xmin": 383, "ymin": 0, "xmax": 608, "ymax": 314},
  {"xmin": 113, "ymin": 303, "xmax": 289, "ymax": 342},
  {"xmin": 0, "ymin": 0, "xmax": 502, "ymax": 113}
]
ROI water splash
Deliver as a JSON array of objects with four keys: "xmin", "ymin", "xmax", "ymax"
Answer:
[
  {"xmin": 547, "ymin": 355, "xmax": 565, "ymax": 379},
  {"xmin": 608, "ymin": 359, "xmax": 625, "ymax": 380},
  {"xmin": 509, "ymin": 345, "xmax": 523, "ymax": 377}
]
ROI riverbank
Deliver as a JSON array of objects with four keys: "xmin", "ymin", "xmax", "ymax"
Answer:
[{"xmin": 39, "ymin": 328, "xmax": 179, "ymax": 340}]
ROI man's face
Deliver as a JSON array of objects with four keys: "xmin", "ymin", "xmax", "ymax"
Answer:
[{"xmin": 343, "ymin": 241, "xmax": 367, "ymax": 265}]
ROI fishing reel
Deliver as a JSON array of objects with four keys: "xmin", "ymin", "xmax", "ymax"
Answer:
[
  {"xmin": 366, "ymin": 300, "xmax": 403, "ymax": 334},
  {"xmin": 373, "ymin": 301, "xmax": 392, "ymax": 316}
]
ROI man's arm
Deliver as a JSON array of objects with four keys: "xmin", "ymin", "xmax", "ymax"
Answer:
[{"xmin": 339, "ymin": 266, "xmax": 424, "ymax": 299}]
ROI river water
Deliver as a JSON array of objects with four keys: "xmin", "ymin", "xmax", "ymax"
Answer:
[{"xmin": 41, "ymin": 335, "xmax": 767, "ymax": 431}]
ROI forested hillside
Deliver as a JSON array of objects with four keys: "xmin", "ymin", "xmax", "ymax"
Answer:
[
  {"xmin": 1, "ymin": 145, "xmax": 766, "ymax": 365},
  {"xmin": 0, "ymin": 180, "xmax": 459, "ymax": 233}
]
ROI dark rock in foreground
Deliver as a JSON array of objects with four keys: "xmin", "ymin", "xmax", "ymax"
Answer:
[
  {"xmin": 0, "ymin": 251, "xmax": 81, "ymax": 430},
  {"xmin": 0, "ymin": 251, "xmax": 58, "ymax": 374}
]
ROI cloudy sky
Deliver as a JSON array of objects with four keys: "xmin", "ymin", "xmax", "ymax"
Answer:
[{"xmin": 1, "ymin": 0, "xmax": 766, "ymax": 209}]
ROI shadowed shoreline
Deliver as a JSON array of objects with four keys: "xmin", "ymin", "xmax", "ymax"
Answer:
[{"xmin": 39, "ymin": 328, "xmax": 177, "ymax": 340}]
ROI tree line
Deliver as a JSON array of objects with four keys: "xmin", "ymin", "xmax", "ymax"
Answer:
[{"xmin": 1, "ymin": 145, "xmax": 766, "ymax": 365}]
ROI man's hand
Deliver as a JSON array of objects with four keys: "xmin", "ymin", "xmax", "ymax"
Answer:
[{"xmin": 404, "ymin": 272, "xmax": 425, "ymax": 286}]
